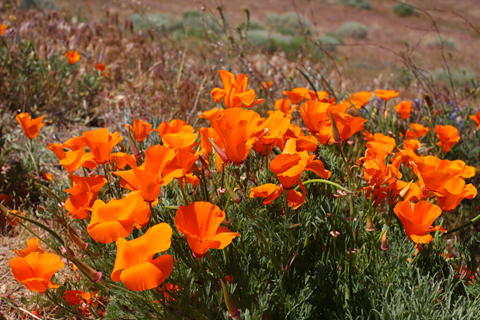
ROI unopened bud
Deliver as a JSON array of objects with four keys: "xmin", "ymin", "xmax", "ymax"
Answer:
[
  {"xmin": 399, "ymin": 181, "xmax": 413, "ymax": 198},
  {"xmin": 225, "ymin": 182, "xmax": 241, "ymax": 204},
  {"xmin": 72, "ymin": 258, "xmax": 104, "ymax": 283},
  {"xmin": 330, "ymin": 231, "xmax": 340, "ymax": 239},
  {"xmin": 381, "ymin": 229, "xmax": 389, "ymax": 250},
  {"xmin": 220, "ymin": 279, "xmax": 240, "ymax": 320},
  {"xmin": 68, "ymin": 228, "xmax": 88, "ymax": 250},
  {"xmin": 366, "ymin": 213, "xmax": 375, "ymax": 232},
  {"xmin": 329, "ymin": 111, "xmax": 342, "ymax": 143}
]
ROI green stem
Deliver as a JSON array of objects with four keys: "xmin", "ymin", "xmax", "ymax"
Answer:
[
  {"xmin": 27, "ymin": 140, "xmax": 40, "ymax": 178},
  {"xmin": 295, "ymin": 179, "xmax": 352, "ymax": 194},
  {"xmin": 443, "ymin": 213, "xmax": 480, "ymax": 235}
]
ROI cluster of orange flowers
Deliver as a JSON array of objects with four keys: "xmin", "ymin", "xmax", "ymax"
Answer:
[
  {"xmin": 357, "ymin": 105, "xmax": 476, "ymax": 243},
  {"xmin": 8, "ymin": 69, "xmax": 479, "ymax": 310}
]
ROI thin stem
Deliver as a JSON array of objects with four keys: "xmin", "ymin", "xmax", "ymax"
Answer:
[
  {"xmin": 27, "ymin": 140, "xmax": 40, "ymax": 178},
  {"xmin": 443, "ymin": 213, "xmax": 480, "ymax": 235},
  {"xmin": 295, "ymin": 179, "xmax": 352, "ymax": 194}
]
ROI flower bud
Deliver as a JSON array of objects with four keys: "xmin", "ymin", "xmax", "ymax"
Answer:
[
  {"xmin": 399, "ymin": 181, "xmax": 413, "ymax": 198},
  {"xmin": 220, "ymin": 279, "xmax": 240, "ymax": 319},
  {"xmin": 330, "ymin": 231, "xmax": 340, "ymax": 239},
  {"xmin": 225, "ymin": 182, "xmax": 241, "ymax": 204},
  {"xmin": 366, "ymin": 213, "xmax": 375, "ymax": 232},
  {"xmin": 209, "ymin": 138, "xmax": 230, "ymax": 164},
  {"xmin": 329, "ymin": 111, "xmax": 342, "ymax": 143},
  {"xmin": 72, "ymin": 258, "xmax": 104, "ymax": 283},
  {"xmin": 381, "ymin": 229, "xmax": 389, "ymax": 250},
  {"xmin": 68, "ymin": 228, "xmax": 88, "ymax": 250}
]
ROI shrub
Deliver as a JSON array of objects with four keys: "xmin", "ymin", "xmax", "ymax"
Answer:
[
  {"xmin": 264, "ymin": 13, "xmax": 311, "ymax": 36},
  {"xmin": 338, "ymin": 0, "xmax": 371, "ymax": 10},
  {"xmin": 318, "ymin": 34, "xmax": 343, "ymax": 51},
  {"xmin": 393, "ymin": 3, "xmax": 417, "ymax": 17},
  {"xmin": 433, "ymin": 68, "xmax": 476, "ymax": 86},
  {"xmin": 427, "ymin": 36, "xmax": 459, "ymax": 51},
  {"xmin": 334, "ymin": 22, "xmax": 369, "ymax": 39},
  {"xmin": 21, "ymin": 0, "xmax": 54, "ymax": 10},
  {"xmin": 129, "ymin": 13, "xmax": 176, "ymax": 31},
  {"xmin": 246, "ymin": 30, "xmax": 304, "ymax": 53}
]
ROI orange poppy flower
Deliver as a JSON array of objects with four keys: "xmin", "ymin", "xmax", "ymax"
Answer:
[
  {"xmin": 81, "ymin": 128, "xmax": 123, "ymax": 165},
  {"xmin": 112, "ymin": 223, "xmax": 173, "ymax": 291},
  {"xmin": 14, "ymin": 238, "xmax": 45, "ymax": 257},
  {"xmin": 179, "ymin": 173, "xmax": 201, "ymax": 189},
  {"xmin": 109, "ymin": 152, "xmax": 129, "ymax": 170},
  {"xmin": 162, "ymin": 131, "xmax": 199, "ymax": 152},
  {"xmin": 175, "ymin": 201, "xmax": 239, "ymax": 257},
  {"xmin": 270, "ymin": 151, "xmax": 331, "ymax": 190},
  {"xmin": 125, "ymin": 119, "xmax": 153, "ymax": 142},
  {"xmin": 211, "ymin": 108, "xmax": 262, "ymax": 165},
  {"xmin": 451, "ymin": 160, "xmax": 476, "ymax": 179},
  {"xmin": 284, "ymin": 88, "xmax": 329, "ymax": 104},
  {"xmin": 275, "ymin": 124, "xmax": 317, "ymax": 153},
  {"xmin": 64, "ymin": 290, "xmax": 92, "ymax": 306},
  {"xmin": 300, "ymin": 101, "xmax": 331, "ymax": 134},
  {"xmin": 15, "ymin": 112, "xmax": 45, "ymax": 140},
  {"xmin": 348, "ymin": 91, "xmax": 372, "ymax": 108},
  {"xmin": 330, "ymin": 107, "xmax": 368, "ymax": 143},
  {"xmin": 374, "ymin": 90, "xmax": 399, "ymax": 101},
  {"xmin": 357, "ymin": 149, "xmax": 402, "ymax": 187},
  {"xmin": 95, "ymin": 63, "xmax": 108, "ymax": 76},
  {"xmin": 394, "ymin": 201, "xmax": 446, "ymax": 243},
  {"xmin": 157, "ymin": 119, "xmax": 195, "ymax": 136},
  {"xmin": 114, "ymin": 145, "xmax": 183, "ymax": 202},
  {"xmin": 87, "ymin": 192, "xmax": 156, "ymax": 243},
  {"xmin": 287, "ymin": 182, "xmax": 307, "ymax": 210},
  {"xmin": 274, "ymin": 98, "xmax": 297, "ymax": 116},
  {"xmin": 0, "ymin": 24, "xmax": 6, "ymax": 36},
  {"xmin": 396, "ymin": 140, "xmax": 420, "ymax": 164},
  {"xmin": 9, "ymin": 252, "xmax": 64, "ymax": 293},
  {"xmin": 211, "ymin": 70, "xmax": 264, "ymax": 109},
  {"xmin": 434, "ymin": 177, "xmax": 477, "ymax": 212},
  {"xmin": 254, "ymin": 111, "xmax": 291, "ymax": 154},
  {"xmin": 65, "ymin": 50, "xmax": 80, "ymax": 64},
  {"xmin": 261, "ymin": 80, "xmax": 273, "ymax": 90},
  {"xmin": 199, "ymin": 108, "xmax": 222, "ymax": 123},
  {"xmin": 157, "ymin": 119, "xmax": 199, "ymax": 152},
  {"xmin": 403, "ymin": 139, "xmax": 420, "ymax": 151},
  {"xmin": 65, "ymin": 175, "xmax": 107, "ymax": 220},
  {"xmin": 363, "ymin": 130, "xmax": 396, "ymax": 154},
  {"xmin": 394, "ymin": 101, "xmax": 413, "ymax": 120},
  {"xmin": 198, "ymin": 127, "xmax": 224, "ymax": 170},
  {"xmin": 405, "ymin": 123, "xmax": 429, "ymax": 139},
  {"xmin": 48, "ymin": 136, "xmax": 99, "ymax": 171},
  {"xmin": 47, "ymin": 144, "xmax": 87, "ymax": 173},
  {"xmin": 435, "ymin": 125, "xmax": 460, "ymax": 153},
  {"xmin": 250, "ymin": 184, "xmax": 282, "ymax": 205},
  {"xmin": 470, "ymin": 112, "xmax": 480, "ymax": 128}
]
